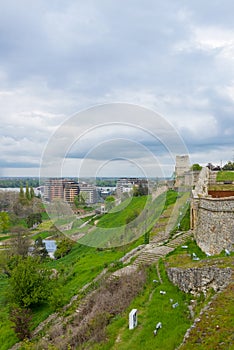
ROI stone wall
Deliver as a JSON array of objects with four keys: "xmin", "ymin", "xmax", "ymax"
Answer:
[
  {"xmin": 194, "ymin": 197, "xmax": 234, "ymax": 255},
  {"xmin": 167, "ymin": 267, "xmax": 232, "ymax": 295},
  {"xmin": 191, "ymin": 167, "xmax": 234, "ymax": 255}
]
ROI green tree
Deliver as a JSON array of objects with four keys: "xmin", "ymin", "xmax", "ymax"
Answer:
[
  {"xmin": 19, "ymin": 185, "xmax": 25, "ymax": 202},
  {"xmin": 74, "ymin": 194, "xmax": 86, "ymax": 207},
  {"xmin": 132, "ymin": 183, "xmax": 148, "ymax": 196},
  {"xmin": 191, "ymin": 163, "xmax": 202, "ymax": 171},
  {"xmin": 9, "ymin": 256, "xmax": 51, "ymax": 307},
  {"xmin": 105, "ymin": 196, "xmax": 115, "ymax": 211},
  {"xmin": 26, "ymin": 213, "xmax": 42, "ymax": 228},
  {"xmin": 54, "ymin": 238, "xmax": 74, "ymax": 259},
  {"xmin": 30, "ymin": 186, "xmax": 35, "ymax": 199},
  {"xmin": 0, "ymin": 211, "xmax": 10, "ymax": 233},
  {"xmin": 33, "ymin": 236, "xmax": 48, "ymax": 259},
  {"xmin": 11, "ymin": 227, "xmax": 30, "ymax": 258},
  {"xmin": 25, "ymin": 183, "xmax": 30, "ymax": 201},
  {"xmin": 223, "ymin": 161, "xmax": 234, "ymax": 170}
]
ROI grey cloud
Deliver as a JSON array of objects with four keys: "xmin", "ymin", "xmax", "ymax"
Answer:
[{"xmin": 0, "ymin": 0, "xmax": 234, "ymax": 175}]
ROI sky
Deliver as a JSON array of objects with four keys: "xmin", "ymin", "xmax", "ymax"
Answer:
[{"xmin": 0, "ymin": 0, "xmax": 234, "ymax": 178}]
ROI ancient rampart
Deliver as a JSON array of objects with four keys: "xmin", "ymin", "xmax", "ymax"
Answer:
[{"xmin": 191, "ymin": 168, "xmax": 234, "ymax": 255}]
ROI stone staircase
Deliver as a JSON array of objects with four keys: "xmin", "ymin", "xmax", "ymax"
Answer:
[
  {"xmin": 132, "ymin": 245, "xmax": 173, "ymax": 267},
  {"xmin": 111, "ymin": 230, "xmax": 194, "ymax": 276},
  {"xmin": 165, "ymin": 230, "xmax": 193, "ymax": 249}
]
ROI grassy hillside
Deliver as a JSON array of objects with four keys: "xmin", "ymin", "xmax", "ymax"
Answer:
[
  {"xmin": 78, "ymin": 191, "xmax": 178, "ymax": 248},
  {"xmin": 79, "ymin": 261, "xmax": 193, "ymax": 350}
]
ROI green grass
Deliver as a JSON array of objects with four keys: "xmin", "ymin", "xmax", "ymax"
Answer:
[
  {"xmin": 78, "ymin": 191, "xmax": 178, "ymax": 248},
  {"xmin": 216, "ymin": 171, "xmax": 234, "ymax": 182},
  {"xmin": 30, "ymin": 230, "xmax": 54, "ymax": 240},
  {"xmin": 165, "ymin": 239, "xmax": 207, "ymax": 268},
  {"xmin": 209, "ymin": 184, "xmax": 234, "ymax": 191},
  {"xmin": 97, "ymin": 196, "xmax": 148, "ymax": 228},
  {"xmin": 88, "ymin": 262, "xmax": 193, "ymax": 350},
  {"xmin": 0, "ymin": 276, "xmax": 18, "ymax": 350},
  {"xmin": 180, "ymin": 279, "xmax": 234, "ymax": 350}
]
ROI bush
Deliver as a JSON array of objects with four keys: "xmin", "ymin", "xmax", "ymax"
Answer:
[
  {"xmin": 9, "ymin": 256, "xmax": 51, "ymax": 307},
  {"xmin": 10, "ymin": 307, "xmax": 32, "ymax": 341},
  {"xmin": 54, "ymin": 238, "xmax": 75, "ymax": 259}
]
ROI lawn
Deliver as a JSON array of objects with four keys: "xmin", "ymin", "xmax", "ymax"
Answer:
[{"xmin": 216, "ymin": 171, "xmax": 234, "ymax": 182}]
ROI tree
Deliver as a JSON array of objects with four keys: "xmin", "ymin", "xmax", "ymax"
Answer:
[
  {"xmin": 25, "ymin": 183, "xmax": 30, "ymax": 201},
  {"xmin": 223, "ymin": 161, "xmax": 234, "ymax": 170},
  {"xmin": 10, "ymin": 307, "xmax": 32, "ymax": 341},
  {"xmin": 132, "ymin": 182, "xmax": 148, "ymax": 197},
  {"xmin": 33, "ymin": 236, "xmax": 48, "ymax": 259},
  {"xmin": 191, "ymin": 163, "xmax": 202, "ymax": 171},
  {"xmin": 10, "ymin": 227, "xmax": 30, "ymax": 258},
  {"xmin": 105, "ymin": 196, "xmax": 115, "ymax": 211},
  {"xmin": 19, "ymin": 185, "xmax": 25, "ymax": 203},
  {"xmin": 0, "ymin": 211, "xmax": 10, "ymax": 233},
  {"xmin": 74, "ymin": 194, "xmax": 86, "ymax": 207},
  {"xmin": 54, "ymin": 238, "xmax": 74, "ymax": 259},
  {"xmin": 9, "ymin": 256, "xmax": 51, "ymax": 307},
  {"xmin": 30, "ymin": 187, "xmax": 35, "ymax": 199},
  {"xmin": 26, "ymin": 213, "xmax": 42, "ymax": 228}
]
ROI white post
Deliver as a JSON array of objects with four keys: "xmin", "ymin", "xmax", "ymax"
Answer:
[{"xmin": 129, "ymin": 309, "xmax": 138, "ymax": 330}]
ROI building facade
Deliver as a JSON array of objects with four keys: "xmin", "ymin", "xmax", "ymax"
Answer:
[{"xmin": 44, "ymin": 179, "xmax": 79, "ymax": 203}]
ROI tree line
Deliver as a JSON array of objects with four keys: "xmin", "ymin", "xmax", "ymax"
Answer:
[{"xmin": 0, "ymin": 178, "xmax": 39, "ymax": 188}]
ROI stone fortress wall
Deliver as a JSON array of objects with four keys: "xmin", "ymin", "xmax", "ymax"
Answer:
[{"xmin": 190, "ymin": 167, "xmax": 234, "ymax": 255}]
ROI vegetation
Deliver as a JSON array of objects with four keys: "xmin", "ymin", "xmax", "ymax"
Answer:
[
  {"xmin": 222, "ymin": 161, "xmax": 234, "ymax": 170},
  {"xmin": 0, "ymin": 178, "xmax": 39, "ymax": 188},
  {"xmin": 26, "ymin": 213, "xmax": 42, "ymax": 228},
  {"xmin": 105, "ymin": 196, "xmax": 116, "ymax": 211},
  {"xmin": 216, "ymin": 171, "xmax": 234, "ymax": 182},
  {"xmin": 84, "ymin": 262, "xmax": 193, "ymax": 350},
  {"xmin": 9, "ymin": 256, "xmax": 51, "ymax": 308},
  {"xmin": 191, "ymin": 163, "xmax": 202, "ymax": 171},
  {"xmin": 96, "ymin": 178, "xmax": 117, "ymax": 187},
  {"xmin": 54, "ymin": 237, "xmax": 75, "ymax": 259},
  {"xmin": 10, "ymin": 307, "xmax": 32, "ymax": 341},
  {"xmin": 0, "ymin": 212, "xmax": 10, "ymax": 233},
  {"xmin": 74, "ymin": 193, "xmax": 86, "ymax": 207},
  {"xmin": 132, "ymin": 182, "xmax": 148, "ymax": 196},
  {"xmin": 180, "ymin": 279, "xmax": 234, "ymax": 350},
  {"xmin": 0, "ymin": 185, "xmax": 232, "ymax": 349},
  {"xmin": 35, "ymin": 270, "xmax": 147, "ymax": 349}
]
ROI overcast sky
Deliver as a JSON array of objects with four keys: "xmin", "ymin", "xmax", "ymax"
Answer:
[{"xmin": 0, "ymin": 0, "xmax": 234, "ymax": 178}]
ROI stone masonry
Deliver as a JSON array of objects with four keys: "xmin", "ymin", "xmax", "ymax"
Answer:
[
  {"xmin": 167, "ymin": 266, "xmax": 232, "ymax": 294},
  {"xmin": 194, "ymin": 197, "xmax": 234, "ymax": 255},
  {"xmin": 191, "ymin": 167, "xmax": 234, "ymax": 255}
]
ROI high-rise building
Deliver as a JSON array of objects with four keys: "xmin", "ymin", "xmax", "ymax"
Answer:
[
  {"xmin": 64, "ymin": 181, "xmax": 80, "ymax": 203},
  {"xmin": 44, "ymin": 179, "xmax": 79, "ymax": 203},
  {"xmin": 44, "ymin": 178, "xmax": 64, "ymax": 202}
]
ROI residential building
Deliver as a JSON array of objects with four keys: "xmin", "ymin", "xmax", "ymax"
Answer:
[
  {"xmin": 44, "ymin": 178, "xmax": 79, "ymax": 203},
  {"xmin": 79, "ymin": 183, "xmax": 98, "ymax": 204}
]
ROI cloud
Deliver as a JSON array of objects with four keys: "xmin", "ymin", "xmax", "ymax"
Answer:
[{"xmin": 0, "ymin": 0, "xmax": 234, "ymax": 176}]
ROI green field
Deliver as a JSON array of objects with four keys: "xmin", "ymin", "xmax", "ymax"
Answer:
[{"xmin": 216, "ymin": 171, "xmax": 234, "ymax": 182}]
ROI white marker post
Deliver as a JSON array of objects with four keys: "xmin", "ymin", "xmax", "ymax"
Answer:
[{"xmin": 129, "ymin": 309, "xmax": 138, "ymax": 330}]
